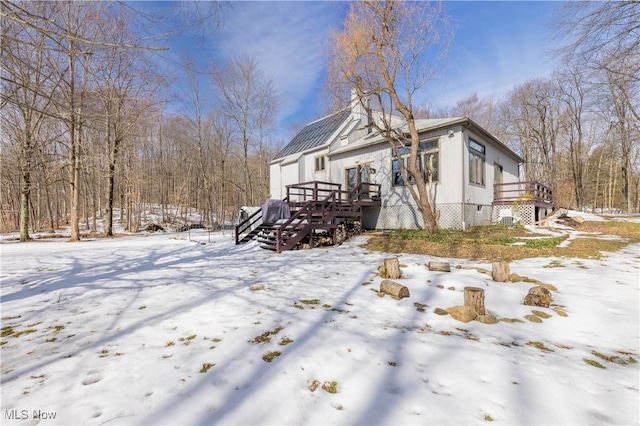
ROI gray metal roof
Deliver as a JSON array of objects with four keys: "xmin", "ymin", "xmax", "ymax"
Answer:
[{"xmin": 273, "ymin": 109, "xmax": 351, "ymax": 160}]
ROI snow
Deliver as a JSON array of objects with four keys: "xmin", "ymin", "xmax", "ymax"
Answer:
[
  {"xmin": 566, "ymin": 210, "xmax": 607, "ymax": 222},
  {"xmin": 1, "ymin": 226, "xmax": 639, "ymax": 425}
]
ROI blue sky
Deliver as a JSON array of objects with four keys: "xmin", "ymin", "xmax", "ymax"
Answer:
[{"xmin": 154, "ymin": 1, "xmax": 563, "ymax": 140}]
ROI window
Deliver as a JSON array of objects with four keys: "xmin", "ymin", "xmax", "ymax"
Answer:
[
  {"xmin": 314, "ymin": 155, "xmax": 325, "ymax": 172},
  {"xmin": 469, "ymin": 139, "xmax": 485, "ymax": 186},
  {"xmin": 391, "ymin": 138, "xmax": 439, "ymax": 187},
  {"xmin": 346, "ymin": 164, "xmax": 370, "ymax": 191},
  {"xmin": 420, "ymin": 140, "xmax": 439, "ymax": 184}
]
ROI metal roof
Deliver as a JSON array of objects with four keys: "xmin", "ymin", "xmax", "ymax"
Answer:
[{"xmin": 273, "ymin": 109, "xmax": 351, "ymax": 160}]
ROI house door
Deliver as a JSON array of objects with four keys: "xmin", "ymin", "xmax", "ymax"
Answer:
[{"xmin": 346, "ymin": 164, "xmax": 370, "ymax": 193}]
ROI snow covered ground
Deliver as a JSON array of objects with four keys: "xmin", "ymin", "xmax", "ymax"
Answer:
[{"xmin": 1, "ymin": 224, "xmax": 638, "ymax": 425}]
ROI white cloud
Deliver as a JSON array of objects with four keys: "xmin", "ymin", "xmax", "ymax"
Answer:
[
  {"xmin": 215, "ymin": 2, "xmax": 345, "ymax": 126},
  {"xmin": 164, "ymin": 1, "xmax": 563, "ymax": 134}
]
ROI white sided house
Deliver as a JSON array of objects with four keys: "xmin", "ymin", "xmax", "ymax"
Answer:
[
  {"xmin": 270, "ymin": 105, "xmax": 553, "ymax": 230},
  {"xmin": 236, "ymin": 103, "xmax": 554, "ymax": 251}
]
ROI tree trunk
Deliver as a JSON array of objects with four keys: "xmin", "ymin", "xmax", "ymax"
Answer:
[
  {"xmin": 592, "ymin": 151, "xmax": 603, "ymax": 213},
  {"xmin": 464, "ymin": 287, "xmax": 485, "ymax": 315},
  {"xmin": 69, "ymin": 123, "xmax": 81, "ymax": 241},
  {"xmin": 19, "ymin": 162, "xmax": 32, "ymax": 241},
  {"xmin": 105, "ymin": 160, "xmax": 116, "ymax": 237},
  {"xmin": 44, "ymin": 178, "xmax": 55, "ymax": 233},
  {"xmin": 492, "ymin": 261, "xmax": 510, "ymax": 282},
  {"xmin": 68, "ymin": 44, "xmax": 80, "ymax": 242},
  {"xmin": 380, "ymin": 280, "xmax": 410, "ymax": 299},
  {"xmin": 428, "ymin": 261, "xmax": 450, "ymax": 272}
]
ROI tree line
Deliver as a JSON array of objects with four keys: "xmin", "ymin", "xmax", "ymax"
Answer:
[
  {"xmin": 1, "ymin": 1, "xmax": 638, "ymax": 241},
  {"xmin": 461, "ymin": 2, "xmax": 640, "ymax": 215},
  {"xmin": 1, "ymin": 1, "xmax": 278, "ymax": 241}
]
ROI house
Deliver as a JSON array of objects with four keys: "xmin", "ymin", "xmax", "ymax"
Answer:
[
  {"xmin": 269, "ymin": 100, "xmax": 553, "ymax": 229},
  {"xmin": 236, "ymin": 99, "xmax": 554, "ymax": 251}
]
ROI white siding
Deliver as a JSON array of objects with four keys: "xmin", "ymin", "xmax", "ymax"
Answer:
[
  {"xmin": 300, "ymin": 149, "xmax": 329, "ymax": 183},
  {"xmin": 271, "ymin": 119, "xmax": 523, "ymax": 230},
  {"xmin": 329, "ymin": 143, "xmax": 388, "ymax": 190},
  {"xmin": 463, "ymin": 129, "xmax": 520, "ymax": 207},
  {"xmin": 280, "ymin": 161, "xmax": 299, "ymax": 199},
  {"xmin": 312, "ymin": 151, "xmax": 328, "ymax": 182},
  {"xmin": 269, "ymin": 163, "xmax": 283, "ymax": 199},
  {"xmin": 435, "ymin": 128, "xmax": 464, "ymax": 204},
  {"xmin": 370, "ymin": 128, "xmax": 467, "ymax": 208}
]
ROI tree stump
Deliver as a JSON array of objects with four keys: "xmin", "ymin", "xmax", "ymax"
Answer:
[
  {"xmin": 380, "ymin": 280, "xmax": 410, "ymax": 299},
  {"xmin": 492, "ymin": 261, "xmax": 510, "ymax": 282},
  {"xmin": 464, "ymin": 287, "xmax": 486, "ymax": 315},
  {"xmin": 428, "ymin": 261, "xmax": 450, "ymax": 272},
  {"xmin": 383, "ymin": 258, "xmax": 402, "ymax": 279}
]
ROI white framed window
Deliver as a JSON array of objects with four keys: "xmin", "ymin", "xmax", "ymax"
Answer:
[
  {"xmin": 391, "ymin": 138, "xmax": 439, "ymax": 187},
  {"xmin": 314, "ymin": 155, "xmax": 325, "ymax": 172},
  {"xmin": 469, "ymin": 139, "xmax": 485, "ymax": 186}
]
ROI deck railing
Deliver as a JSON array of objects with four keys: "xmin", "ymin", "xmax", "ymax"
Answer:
[
  {"xmin": 286, "ymin": 180, "xmax": 381, "ymax": 204},
  {"xmin": 234, "ymin": 207, "xmax": 264, "ymax": 245},
  {"xmin": 493, "ymin": 181, "xmax": 554, "ymax": 206}
]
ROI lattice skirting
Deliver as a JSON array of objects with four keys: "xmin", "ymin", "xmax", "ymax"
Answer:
[
  {"xmin": 365, "ymin": 203, "xmax": 547, "ymax": 229},
  {"xmin": 438, "ymin": 204, "xmax": 464, "ymax": 230},
  {"xmin": 492, "ymin": 204, "xmax": 535, "ymax": 225},
  {"xmin": 364, "ymin": 203, "xmax": 467, "ymax": 230}
]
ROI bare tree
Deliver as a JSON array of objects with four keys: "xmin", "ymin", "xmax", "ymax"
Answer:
[
  {"xmin": 604, "ymin": 69, "xmax": 637, "ymax": 213},
  {"xmin": 501, "ymin": 78, "xmax": 563, "ymax": 190},
  {"xmin": 557, "ymin": 66, "xmax": 590, "ymax": 210},
  {"xmin": 211, "ymin": 55, "xmax": 278, "ymax": 206},
  {"xmin": 555, "ymin": 1, "xmax": 640, "ymax": 83},
  {"xmin": 327, "ymin": 1, "xmax": 451, "ymax": 232},
  {"xmin": 1, "ymin": 2, "xmax": 65, "ymax": 240},
  {"xmin": 94, "ymin": 13, "xmax": 162, "ymax": 237},
  {"xmin": 58, "ymin": 3, "xmax": 103, "ymax": 241}
]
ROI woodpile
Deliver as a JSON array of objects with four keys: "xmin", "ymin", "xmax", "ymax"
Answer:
[
  {"xmin": 144, "ymin": 223, "xmax": 164, "ymax": 232},
  {"xmin": 334, "ymin": 221, "xmax": 362, "ymax": 245},
  {"xmin": 536, "ymin": 208, "xmax": 585, "ymax": 227},
  {"xmin": 314, "ymin": 236, "xmax": 334, "ymax": 247},
  {"xmin": 335, "ymin": 224, "xmax": 346, "ymax": 245}
]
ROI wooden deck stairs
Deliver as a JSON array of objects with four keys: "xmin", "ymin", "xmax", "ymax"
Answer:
[{"xmin": 235, "ymin": 181, "xmax": 380, "ymax": 253}]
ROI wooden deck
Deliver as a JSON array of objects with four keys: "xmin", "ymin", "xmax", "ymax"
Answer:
[
  {"xmin": 235, "ymin": 181, "xmax": 381, "ymax": 252},
  {"xmin": 493, "ymin": 181, "xmax": 554, "ymax": 209}
]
